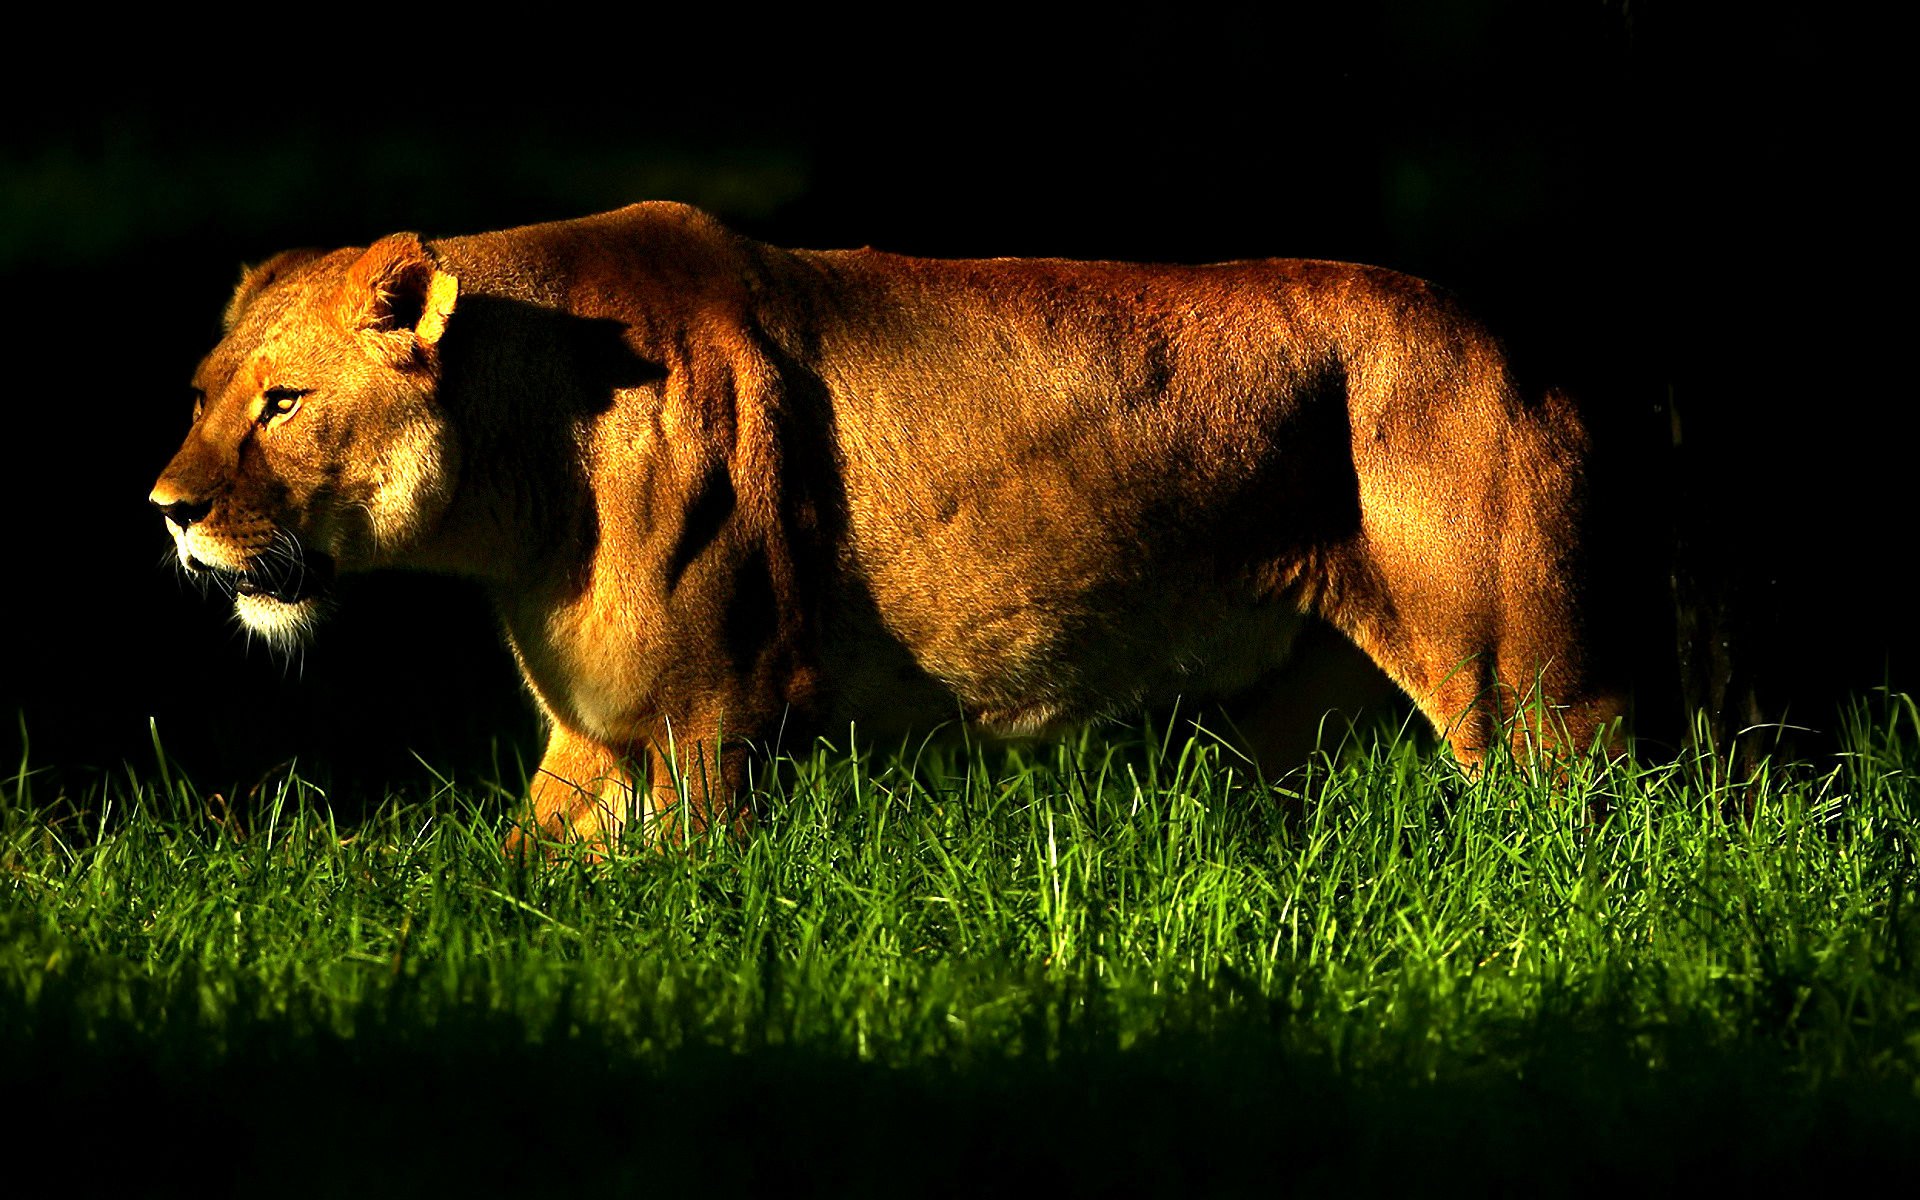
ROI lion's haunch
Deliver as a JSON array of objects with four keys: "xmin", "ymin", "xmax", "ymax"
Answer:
[{"xmin": 153, "ymin": 202, "xmax": 1623, "ymax": 847}]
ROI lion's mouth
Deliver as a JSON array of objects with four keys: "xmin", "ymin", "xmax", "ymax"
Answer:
[{"xmin": 198, "ymin": 548, "xmax": 337, "ymax": 605}]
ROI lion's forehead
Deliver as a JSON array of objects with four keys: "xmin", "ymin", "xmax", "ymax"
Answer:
[
  {"xmin": 196, "ymin": 312, "xmax": 359, "ymax": 399},
  {"xmin": 255, "ymin": 321, "xmax": 358, "ymax": 375}
]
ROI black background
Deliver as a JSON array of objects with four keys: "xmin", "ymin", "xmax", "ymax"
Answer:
[{"xmin": 3, "ymin": 4, "xmax": 1902, "ymax": 807}]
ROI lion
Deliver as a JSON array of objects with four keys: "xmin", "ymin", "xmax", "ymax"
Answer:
[{"xmin": 150, "ymin": 202, "xmax": 1623, "ymax": 846}]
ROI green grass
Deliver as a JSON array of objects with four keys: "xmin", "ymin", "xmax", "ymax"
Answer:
[{"xmin": 6, "ymin": 701, "xmax": 1920, "ymax": 1195}]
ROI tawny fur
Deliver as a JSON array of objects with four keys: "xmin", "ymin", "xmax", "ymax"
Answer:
[{"xmin": 151, "ymin": 203, "xmax": 1623, "ymax": 848}]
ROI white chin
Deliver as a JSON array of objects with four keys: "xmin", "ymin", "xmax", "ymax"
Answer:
[{"xmin": 235, "ymin": 593, "xmax": 322, "ymax": 649}]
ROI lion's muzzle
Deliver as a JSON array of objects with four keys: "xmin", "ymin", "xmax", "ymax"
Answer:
[{"xmin": 150, "ymin": 484, "xmax": 335, "ymax": 606}]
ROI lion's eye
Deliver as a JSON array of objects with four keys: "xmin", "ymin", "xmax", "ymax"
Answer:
[
  {"xmin": 189, "ymin": 389, "xmax": 205, "ymax": 423},
  {"xmin": 259, "ymin": 388, "xmax": 308, "ymax": 426}
]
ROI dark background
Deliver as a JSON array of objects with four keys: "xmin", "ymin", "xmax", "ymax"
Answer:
[{"xmin": 3, "ymin": 4, "xmax": 1902, "ymax": 806}]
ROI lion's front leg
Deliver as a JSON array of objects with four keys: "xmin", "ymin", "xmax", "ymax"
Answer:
[
  {"xmin": 506, "ymin": 721, "xmax": 762, "ymax": 857},
  {"xmin": 507, "ymin": 726, "xmax": 642, "ymax": 857},
  {"xmin": 647, "ymin": 723, "xmax": 764, "ymax": 841}
]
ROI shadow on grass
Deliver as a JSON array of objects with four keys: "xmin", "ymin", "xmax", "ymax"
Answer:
[{"xmin": 9, "ymin": 975, "xmax": 1916, "ymax": 1197}]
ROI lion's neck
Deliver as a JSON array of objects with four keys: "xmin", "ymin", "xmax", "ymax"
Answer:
[{"xmin": 406, "ymin": 433, "xmax": 593, "ymax": 589}]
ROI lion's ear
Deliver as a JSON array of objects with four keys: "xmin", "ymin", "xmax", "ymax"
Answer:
[
  {"xmin": 224, "ymin": 248, "xmax": 327, "ymax": 331},
  {"xmin": 338, "ymin": 233, "xmax": 460, "ymax": 361}
]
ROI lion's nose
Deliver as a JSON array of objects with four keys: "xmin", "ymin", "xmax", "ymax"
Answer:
[{"xmin": 151, "ymin": 492, "xmax": 213, "ymax": 530}]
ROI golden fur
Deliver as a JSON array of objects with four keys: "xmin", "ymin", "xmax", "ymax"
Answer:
[{"xmin": 151, "ymin": 202, "xmax": 1622, "ymax": 845}]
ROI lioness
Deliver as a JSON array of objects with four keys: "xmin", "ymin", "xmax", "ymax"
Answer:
[{"xmin": 151, "ymin": 202, "xmax": 1621, "ymax": 844}]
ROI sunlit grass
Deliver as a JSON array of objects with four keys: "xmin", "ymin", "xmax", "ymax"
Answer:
[{"xmin": 5, "ymin": 699, "xmax": 1919, "ymax": 1192}]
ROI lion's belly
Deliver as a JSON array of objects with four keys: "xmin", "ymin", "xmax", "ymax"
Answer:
[{"xmin": 845, "ymin": 565, "xmax": 1311, "ymax": 738}]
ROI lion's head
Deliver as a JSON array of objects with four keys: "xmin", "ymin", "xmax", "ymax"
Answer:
[{"xmin": 150, "ymin": 234, "xmax": 462, "ymax": 648}]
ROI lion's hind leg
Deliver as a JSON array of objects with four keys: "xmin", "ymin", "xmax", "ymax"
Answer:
[{"xmin": 1309, "ymin": 529, "xmax": 1622, "ymax": 779}]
